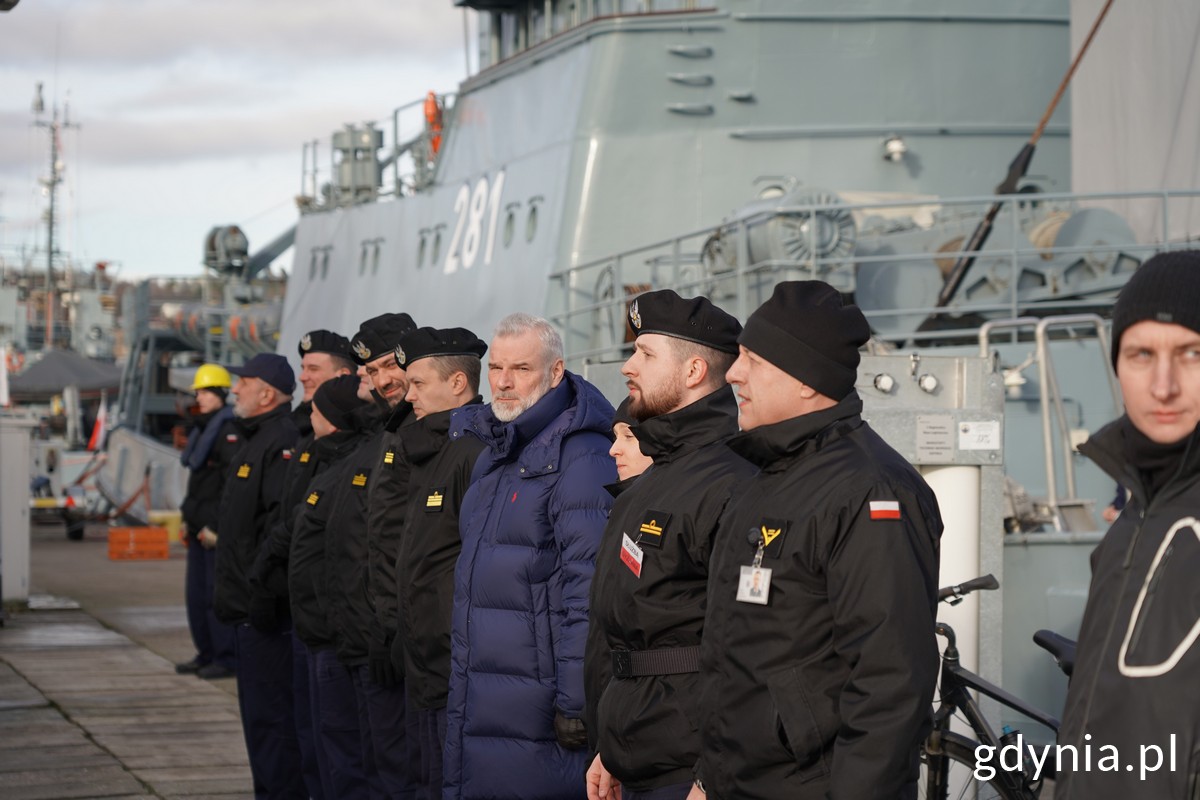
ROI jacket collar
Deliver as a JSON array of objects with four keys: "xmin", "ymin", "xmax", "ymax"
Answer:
[
  {"xmin": 233, "ymin": 403, "xmax": 290, "ymax": 438},
  {"xmin": 405, "ymin": 396, "xmax": 484, "ymax": 464},
  {"xmin": 632, "ymin": 385, "xmax": 740, "ymax": 463},
  {"xmin": 454, "ymin": 372, "xmax": 615, "ymax": 476},
  {"xmin": 313, "ymin": 428, "xmax": 364, "ymax": 462},
  {"xmin": 383, "ymin": 399, "xmax": 415, "ymax": 433},
  {"xmin": 1080, "ymin": 416, "xmax": 1200, "ymax": 509},
  {"xmin": 727, "ymin": 393, "xmax": 864, "ymax": 471}
]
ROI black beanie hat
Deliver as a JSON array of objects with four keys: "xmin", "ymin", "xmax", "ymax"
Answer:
[
  {"xmin": 312, "ymin": 374, "xmax": 369, "ymax": 432},
  {"xmin": 351, "ymin": 313, "xmax": 417, "ymax": 365},
  {"xmin": 612, "ymin": 396, "xmax": 637, "ymax": 429},
  {"xmin": 738, "ymin": 280, "xmax": 870, "ymax": 400},
  {"xmin": 1111, "ymin": 250, "xmax": 1200, "ymax": 370},
  {"xmin": 627, "ymin": 290, "xmax": 741, "ymax": 353},
  {"xmin": 298, "ymin": 329, "xmax": 352, "ymax": 361}
]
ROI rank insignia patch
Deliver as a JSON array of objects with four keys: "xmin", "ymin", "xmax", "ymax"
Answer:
[
  {"xmin": 306, "ymin": 492, "xmax": 320, "ymax": 506},
  {"xmin": 383, "ymin": 450, "xmax": 395, "ymax": 466},
  {"xmin": 637, "ymin": 510, "xmax": 671, "ymax": 548},
  {"xmin": 426, "ymin": 488, "xmax": 445, "ymax": 511},
  {"xmin": 351, "ymin": 471, "xmax": 369, "ymax": 488},
  {"xmin": 758, "ymin": 518, "xmax": 789, "ymax": 559},
  {"xmin": 236, "ymin": 463, "xmax": 251, "ymax": 479},
  {"xmin": 299, "ymin": 451, "xmax": 311, "ymax": 464}
]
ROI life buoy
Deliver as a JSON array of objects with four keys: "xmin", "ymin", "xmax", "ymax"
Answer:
[
  {"xmin": 424, "ymin": 91, "xmax": 443, "ymax": 156},
  {"xmin": 5, "ymin": 349, "xmax": 25, "ymax": 373}
]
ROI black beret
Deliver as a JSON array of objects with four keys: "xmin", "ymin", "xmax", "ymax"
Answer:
[
  {"xmin": 394, "ymin": 326, "xmax": 487, "ymax": 367},
  {"xmin": 297, "ymin": 329, "xmax": 352, "ymax": 361},
  {"xmin": 312, "ymin": 374, "xmax": 369, "ymax": 431},
  {"xmin": 738, "ymin": 281, "xmax": 870, "ymax": 400},
  {"xmin": 1110, "ymin": 250, "xmax": 1200, "ymax": 370},
  {"xmin": 350, "ymin": 313, "xmax": 417, "ymax": 365},
  {"xmin": 628, "ymin": 290, "xmax": 741, "ymax": 354}
]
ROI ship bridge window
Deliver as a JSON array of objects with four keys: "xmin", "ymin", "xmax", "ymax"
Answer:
[
  {"xmin": 372, "ymin": 243, "xmax": 382, "ymax": 275},
  {"xmin": 479, "ymin": 0, "xmax": 704, "ymax": 68},
  {"xmin": 321, "ymin": 250, "xmax": 330, "ymax": 280},
  {"xmin": 309, "ymin": 252, "xmax": 318, "ymax": 280}
]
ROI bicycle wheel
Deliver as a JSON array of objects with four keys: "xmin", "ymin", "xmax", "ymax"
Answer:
[{"xmin": 921, "ymin": 730, "xmax": 1039, "ymax": 800}]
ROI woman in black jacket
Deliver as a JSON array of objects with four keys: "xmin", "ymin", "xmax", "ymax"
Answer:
[{"xmin": 176, "ymin": 364, "xmax": 241, "ymax": 679}]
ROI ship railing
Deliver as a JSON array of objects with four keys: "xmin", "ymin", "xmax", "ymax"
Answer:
[
  {"xmin": 298, "ymin": 93, "xmax": 457, "ymax": 212},
  {"xmin": 548, "ymin": 188, "xmax": 1200, "ymax": 366}
]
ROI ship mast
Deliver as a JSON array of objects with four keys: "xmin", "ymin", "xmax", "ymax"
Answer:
[{"xmin": 32, "ymin": 82, "xmax": 79, "ymax": 351}]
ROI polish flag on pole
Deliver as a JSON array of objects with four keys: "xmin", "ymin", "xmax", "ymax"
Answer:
[
  {"xmin": 869, "ymin": 500, "xmax": 901, "ymax": 520},
  {"xmin": 88, "ymin": 401, "xmax": 108, "ymax": 451}
]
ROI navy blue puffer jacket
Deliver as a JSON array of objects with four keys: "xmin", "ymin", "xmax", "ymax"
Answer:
[{"xmin": 443, "ymin": 372, "xmax": 616, "ymax": 800}]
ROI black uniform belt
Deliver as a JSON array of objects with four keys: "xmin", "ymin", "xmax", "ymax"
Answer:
[{"xmin": 611, "ymin": 646, "xmax": 701, "ymax": 678}]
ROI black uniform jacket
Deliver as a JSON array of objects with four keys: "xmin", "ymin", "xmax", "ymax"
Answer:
[
  {"xmin": 252, "ymin": 430, "xmax": 319, "ymax": 589},
  {"xmin": 289, "ymin": 429, "xmax": 367, "ymax": 650},
  {"xmin": 397, "ymin": 398, "xmax": 486, "ymax": 710},
  {"xmin": 327, "ymin": 423, "xmax": 388, "ymax": 667},
  {"xmin": 696, "ymin": 394, "xmax": 942, "ymax": 800},
  {"xmin": 366, "ymin": 401, "xmax": 415, "ymax": 656},
  {"xmin": 1056, "ymin": 419, "xmax": 1200, "ymax": 800},
  {"xmin": 585, "ymin": 386, "xmax": 755, "ymax": 790},
  {"xmin": 213, "ymin": 405, "xmax": 299, "ymax": 625},
  {"xmin": 180, "ymin": 410, "xmax": 241, "ymax": 536}
]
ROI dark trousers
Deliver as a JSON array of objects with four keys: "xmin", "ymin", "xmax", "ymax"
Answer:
[
  {"xmin": 314, "ymin": 648, "xmax": 369, "ymax": 800},
  {"xmin": 416, "ymin": 705, "xmax": 447, "ymax": 800},
  {"xmin": 352, "ymin": 664, "xmax": 419, "ymax": 800},
  {"xmin": 184, "ymin": 542, "xmax": 235, "ymax": 667},
  {"xmin": 624, "ymin": 782, "xmax": 693, "ymax": 800},
  {"xmin": 292, "ymin": 633, "xmax": 325, "ymax": 799},
  {"xmin": 234, "ymin": 622, "xmax": 305, "ymax": 799}
]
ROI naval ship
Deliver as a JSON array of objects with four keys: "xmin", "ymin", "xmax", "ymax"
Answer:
[{"xmin": 101, "ymin": 0, "xmax": 1200, "ymax": 746}]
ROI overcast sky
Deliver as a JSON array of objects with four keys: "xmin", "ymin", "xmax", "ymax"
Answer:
[{"xmin": 1, "ymin": 0, "xmax": 471, "ymax": 280}]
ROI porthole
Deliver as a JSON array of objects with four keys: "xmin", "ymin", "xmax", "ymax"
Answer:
[
  {"xmin": 372, "ymin": 244, "xmax": 381, "ymax": 275},
  {"xmin": 418, "ymin": 234, "xmax": 427, "ymax": 268},
  {"xmin": 321, "ymin": 251, "xmax": 330, "ymax": 280},
  {"xmin": 526, "ymin": 205, "xmax": 538, "ymax": 242},
  {"xmin": 309, "ymin": 252, "xmax": 318, "ymax": 279},
  {"xmin": 504, "ymin": 210, "xmax": 516, "ymax": 248},
  {"xmin": 432, "ymin": 231, "xmax": 442, "ymax": 265},
  {"xmin": 359, "ymin": 247, "xmax": 368, "ymax": 276}
]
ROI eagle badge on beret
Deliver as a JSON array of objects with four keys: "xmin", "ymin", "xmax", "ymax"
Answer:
[
  {"xmin": 629, "ymin": 300, "xmax": 642, "ymax": 330},
  {"xmin": 352, "ymin": 339, "xmax": 372, "ymax": 361},
  {"xmin": 300, "ymin": 334, "xmax": 313, "ymax": 352},
  {"xmin": 395, "ymin": 344, "xmax": 406, "ymax": 366}
]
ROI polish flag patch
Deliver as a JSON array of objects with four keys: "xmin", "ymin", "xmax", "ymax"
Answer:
[{"xmin": 869, "ymin": 500, "xmax": 901, "ymax": 520}]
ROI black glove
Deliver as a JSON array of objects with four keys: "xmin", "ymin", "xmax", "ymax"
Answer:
[
  {"xmin": 553, "ymin": 709, "xmax": 588, "ymax": 750},
  {"xmin": 369, "ymin": 637, "xmax": 399, "ymax": 688},
  {"xmin": 248, "ymin": 589, "xmax": 280, "ymax": 634}
]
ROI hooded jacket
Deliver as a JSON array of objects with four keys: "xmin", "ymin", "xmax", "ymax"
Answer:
[
  {"xmin": 214, "ymin": 405, "xmax": 299, "ymax": 625},
  {"xmin": 1056, "ymin": 419, "xmax": 1200, "ymax": 800},
  {"xmin": 696, "ymin": 394, "xmax": 942, "ymax": 800},
  {"xmin": 584, "ymin": 386, "xmax": 755, "ymax": 790},
  {"xmin": 396, "ymin": 397, "xmax": 486, "ymax": 710},
  {"xmin": 442, "ymin": 373, "xmax": 616, "ymax": 800}
]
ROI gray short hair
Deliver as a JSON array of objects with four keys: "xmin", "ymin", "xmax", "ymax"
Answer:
[{"xmin": 493, "ymin": 313, "xmax": 563, "ymax": 365}]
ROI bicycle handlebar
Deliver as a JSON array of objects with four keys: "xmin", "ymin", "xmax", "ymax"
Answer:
[{"xmin": 938, "ymin": 574, "xmax": 1000, "ymax": 603}]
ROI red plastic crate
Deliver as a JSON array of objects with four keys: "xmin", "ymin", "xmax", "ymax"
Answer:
[{"xmin": 107, "ymin": 526, "xmax": 170, "ymax": 561}]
